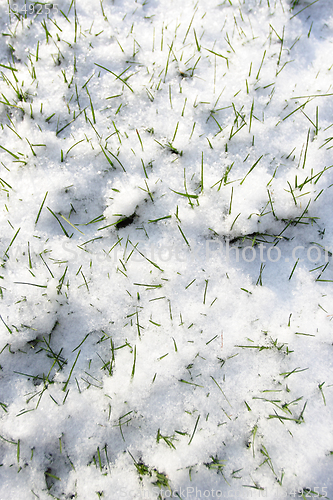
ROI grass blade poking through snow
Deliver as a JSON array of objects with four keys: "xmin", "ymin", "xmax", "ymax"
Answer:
[
  {"xmin": 188, "ymin": 415, "xmax": 200, "ymax": 445},
  {"xmin": 63, "ymin": 350, "xmax": 81, "ymax": 392}
]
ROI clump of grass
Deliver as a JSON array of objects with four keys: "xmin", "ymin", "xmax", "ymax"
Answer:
[
  {"xmin": 128, "ymin": 451, "xmax": 172, "ymax": 492},
  {"xmin": 166, "ymin": 142, "xmax": 183, "ymax": 156}
]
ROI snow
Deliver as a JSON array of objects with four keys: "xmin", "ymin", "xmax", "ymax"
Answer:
[{"xmin": 0, "ymin": 0, "xmax": 333, "ymax": 498}]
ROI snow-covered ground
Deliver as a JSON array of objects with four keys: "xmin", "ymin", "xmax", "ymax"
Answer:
[{"xmin": 0, "ymin": 0, "xmax": 333, "ymax": 498}]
